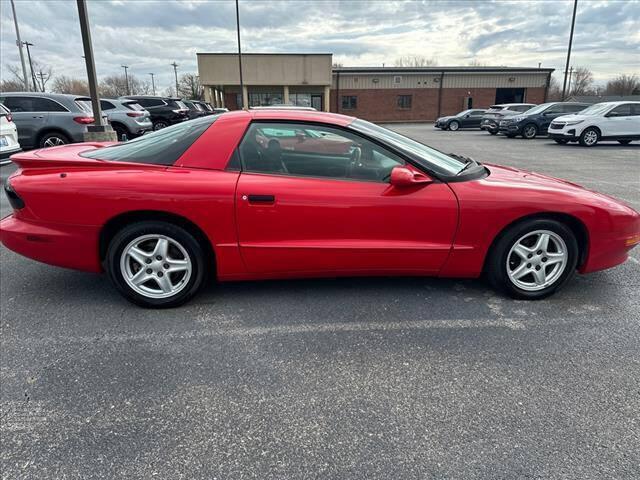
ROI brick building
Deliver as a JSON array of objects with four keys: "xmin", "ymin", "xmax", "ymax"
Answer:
[{"xmin": 198, "ymin": 53, "xmax": 553, "ymax": 122}]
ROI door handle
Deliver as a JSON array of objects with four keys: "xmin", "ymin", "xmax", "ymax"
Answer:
[
  {"xmin": 32, "ymin": 115, "xmax": 44, "ymax": 119},
  {"xmin": 245, "ymin": 194, "xmax": 275, "ymax": 204}
]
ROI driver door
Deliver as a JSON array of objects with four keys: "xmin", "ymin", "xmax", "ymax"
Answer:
[{"xmin": 235, "ymin": 122, "xmax": 458, "ymax": 275}]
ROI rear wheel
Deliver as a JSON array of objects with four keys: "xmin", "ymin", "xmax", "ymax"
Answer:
[
  {"xmin": 486, "ymin": 219, "xmax": 578, "ymax": 300},
  {"xmin": 112, "ymin": 123, "xmax": 129, "ymax": 141},
  {"xmin": 448, "ymin": 120, "xmax": 460, "ymax": 131},
  {"xmin": 40, "ymin": 132, "xmax": 70, "ymax": 148},
  {"xmin": 106, "ymin": 221, "xmax": 206, "ymax": 308},
  {"xmin": 522, "ymin": 124, "xmax": 538, "ymax": 139},
  {"xmin": 579, "ymin": 127, "xmax": 600, "ymax": 147},
  {"xmin": 618, "ymin": 139, "xmax": 632, "ymax": 145}
]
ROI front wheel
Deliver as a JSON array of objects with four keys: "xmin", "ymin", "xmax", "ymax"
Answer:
[
  {"xmin": 522, "ymin": 124, "xmax": 538, "ymax": 139},
  {"xmin": 448, "ymin": 120, "xmax": 460, "ymax": 131},
  {"xmin": 579, "ymin": 127, "xmax": 600, "ymax": 147},
  {"xmin": 106, "ymin": 221, "xmax": 206, "ymax": 308},
  {"xmin": 486, "ymin": 219, "xmax": 578, "ymax": 300}
]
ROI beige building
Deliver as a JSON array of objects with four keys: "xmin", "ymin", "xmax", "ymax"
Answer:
[{"xmin": 197, "ymin": 53, "xmax": 333, "ymax": 111}]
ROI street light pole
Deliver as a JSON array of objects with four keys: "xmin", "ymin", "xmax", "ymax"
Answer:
[
  {"xmin": 9, "ymin": 0, "xmax": 30, "ymax": 90},
  {"xmin": 76, "ymin": 0, "xmax": 115, "ymax": 141},
  {"xmin": 149, "ymin": 73, "xmax": 156, "ymax": 96},
  {"xmin": 171, "ymin": 62, "xmax": 179, "ymax": 97},
  {"xmin": 235, "ymin": 0, "xmax": 245, "ymax": 109},
  {"xmin": 121, "ymin": 65, "xmax": 130, "ymax": 95},
  {"xmin": 23, "ymin": 42, "xmax": 38, "ymax": 91},
  {"xmin": 37, "ymin": 71, "xmax": 46, "ymax": 92},
  {"xmin": 561, "ymin": 0, "xmax": 578, "ymax": 101}
]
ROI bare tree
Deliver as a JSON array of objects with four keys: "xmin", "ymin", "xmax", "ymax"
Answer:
[
  {"xmin": 32, "ymin": 61, "xmax": 53, "ymax": 92},
  {"xmin": 0, "ymin": 78, "xmax": 25, "ymax": 92},
  {"xmin": 468, "ymin": 59, "xmax": 487, "ymax": 67},
  {"xmin": 605, "ymin": 74, "xmax": 640, "ymax": 96},
  {"xmin": 570, "ymin": 67, "xmax": 594, "ymax": 96},
  {"xmin": 98, "ymin": 74, "xmax": 152, "ymax": 98},
  {"xmin": 4, "ymin": 62, "xmax": 53, "ymax": 92},
  {"xmin": 51, "ymin": 75, "xmax": 89, "ymax": 95},
  {"xmin": 394, "ymin": 55, "xmax": 437, "ymax": 67},
  {"xmin": 5, "ymin": 64, "xmax": 28, "ymax": 88},
  {"xmin": 546, "ymin": 75, "xmax": 563, "ymax": 101},
  {"xmin": 177, "ymin": 73, "xmax": 203, "ymax": 100}
]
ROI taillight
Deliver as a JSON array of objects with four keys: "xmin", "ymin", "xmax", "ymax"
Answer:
[
  {"xmin": 126, "ymin": 112, "xmax": 144, "ymax": 117},
  {"xmin": 4, "ymin": 178, "xmax": 25, "ymax": 210},
  {"xmin": 73, "ymin": 116, "xmax": 94, "ymax": 125}
]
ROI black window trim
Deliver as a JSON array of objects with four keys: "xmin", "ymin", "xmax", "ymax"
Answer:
[
  {"xmin": 1, "ymin": 95, "xmax": 70, "ymax": 113},
  {"xmin": 341, "ymin": 95, "xmax": 357, "ymax": 110},
  {"xmin": 397, "ymin": 95, "xmax": 413, "ymax": 109},
  {"xmin": 231, "ymin": 119, "xmax": 488, "ymax": 184}
]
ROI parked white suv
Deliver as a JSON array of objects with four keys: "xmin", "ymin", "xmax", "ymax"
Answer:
[
  {"xmin": 0, "ymin": 104, "xmax": 21, "ymax": 164},
  {"xmin": 548, "ymin": 101, "xmax": 640, "ymax": 146}
]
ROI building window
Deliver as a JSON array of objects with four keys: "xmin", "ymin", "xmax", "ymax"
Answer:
[
  {"xmin": 397, "ymin": 95, "xmax": 412, "ymax": 109},
  {"xmin": 393, "ymin": 76, "xmax": 402, "ymax": 85},
  {"xmin": 341, "ymin": 96, "xmax": 357, "ymax": 110}
]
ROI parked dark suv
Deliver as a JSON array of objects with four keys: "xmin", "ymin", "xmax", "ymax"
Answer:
[
  {"xmin": 481, "ymin": 103, "xmax": 536, "ymax": 135},
  {"xmin": 434, "ymin": 109, "xmax": 487, "ymax": 131},
  {"xmin": 499, "ymin": 102, "xmax": 590, "ymax": 139},
  {"xmin": 121, "ymin": 96, "xmax": 189, "ymax": 130}
]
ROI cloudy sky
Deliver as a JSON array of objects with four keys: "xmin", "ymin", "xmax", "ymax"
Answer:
[{"xmin": 1, "ymin": 0, "xmax": 638, "ymax": 92}]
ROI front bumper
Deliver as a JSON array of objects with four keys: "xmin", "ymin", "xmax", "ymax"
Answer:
[
  {"xmin": 0, "ymin": 147, "xmax": 22, "ymax": 160},
  {"xmin": 499, "ymin": 122, "xmax": 522, "ymax": 135},
  {"xmin": 0, "ymin": 215, "xmax": 102, "ymax": 272},
  {"xmin": 548, "ymin": 130, "xmax": 579, "ymax": 141}
]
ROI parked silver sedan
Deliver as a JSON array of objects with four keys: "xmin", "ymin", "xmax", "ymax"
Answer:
[{"xmin": 100, "ymin": 99, "xmax": 152, "ymax": 140}]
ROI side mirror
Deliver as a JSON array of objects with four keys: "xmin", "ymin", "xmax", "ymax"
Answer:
[{"xmin": 390, "ymin": 166, "xmax": 432, "ymax": 187}]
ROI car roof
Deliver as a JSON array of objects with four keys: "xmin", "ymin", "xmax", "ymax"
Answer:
[
  {"xmin": 0, "ymin": 91, "xmax": 89, "ymax": 101},
  {"xmin": 592, "ymin": 101, "xmax": 640, "ymax": 106},
  {"xmin": 222, "ymin": 109, "xmax": 355, "ymax": 126}
]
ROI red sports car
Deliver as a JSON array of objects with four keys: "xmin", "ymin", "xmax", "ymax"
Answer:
[{"xmin": 1, "ymin": 110, "xmax": 639, "ymax": 307}]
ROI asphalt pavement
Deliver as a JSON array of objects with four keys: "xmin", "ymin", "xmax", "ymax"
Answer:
[{"xmin": 1, "ymin": 127, "xmax": 639, "ymax": 479}]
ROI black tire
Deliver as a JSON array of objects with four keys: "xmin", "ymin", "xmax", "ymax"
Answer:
[
  {"xmin": 448, "ymin": 120, "xmax": 460, "ymax": 131},
  {"xmin": 554, "ymin": 139, "xmax": 568, "ymax": 144},
  {"xmin": 522, "ymin": 123, "xmax": 538, "ymax": 139},
  {"xmin": 618, "ymin": 139, "xmax": 632, "ymax": 145},
  {"xmin": 579, "ymin": 127, "xmax": 600, "ymax": 147},
  {"xmin": 486, "ymin": 218, "xmax": 579, "ymax": 300},
  {"xmin": 112, "ymin": 123, "xmax": 129, "ymax": 141},
  {"xmin": 39, "ymin": 131, "xmax": 70, "ymax": 148},
  {"xmin": 106, "ymin": 221, "xmax": 207, "ymax": 308},
  {"xmin": 153, "ymin": 120, "xmax": 170, "ymax": 131},
  {"xmin": 489, "ymin": 130, "xmax": 498, "ymax": 135}
]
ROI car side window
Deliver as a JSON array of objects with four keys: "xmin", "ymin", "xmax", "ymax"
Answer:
[
  {"xmin": 239, "ymin": 122, "xmax": 405, "ymax": 183},
  {"xmin": 608, "ymin": 104, "xmax": 632, "ymax": 117},
  {"xmin": 630, "ymin": 104, "xmax": 640, "ymax": 116},
  {"xmin": 2, "ymin": 96, "xmax": 34, "ymax": 112},
  {"xmin": 100, "ymin": 100, "xmax": 115, "ymax": 110},
  {"xmin": 471, "ymin": 110, "xmax": 484, "ymax": 116},
  {"xmin": 34, "ymin": 98, "xmax": 67, "ymax": 112},
  {"xmin": 545, "ymin": 105, "xmax": 564, "ymax": 114}
]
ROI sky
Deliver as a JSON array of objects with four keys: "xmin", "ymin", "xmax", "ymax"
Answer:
[{"xmin": 1, "ymin": 0, "xmax": 639, "ymax": 92}]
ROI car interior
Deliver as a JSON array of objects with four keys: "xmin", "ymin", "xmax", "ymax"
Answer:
[{"xmin": 239, "ymin": 123, "xmax": 404, "ymax": 182}]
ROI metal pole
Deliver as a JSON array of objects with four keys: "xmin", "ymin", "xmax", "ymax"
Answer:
[
  {"xmin": 171, "ymin": 62, "xmax": 179, "ymax": 97},
  {"xmin": 23, "ymin": 42, "xmax": 38, "ymax": 91},
  {"xmin": 10, "ymin": 0, "xmax": 30, "ymax": 90},
  {"xmin": 37, "ymin": 71, "xmax": 46, "ymax": 92},
  {"xmin": 149, "ymin": 73, "xmax": 156, "ymax": 95},
  {"xmin": 235, "ymin": 0, "xmax": 245, "ymax": 109},
  {"xmin": 121, "ymin": 65, "xmax": 130, "ymax": 95},
  {"xmin": 561, "ymin": 0, "xmax": 578, "ymax": 101},
  {"xmin": 76, "ymin": 0, "xmax": 105, "ymax": 128}
]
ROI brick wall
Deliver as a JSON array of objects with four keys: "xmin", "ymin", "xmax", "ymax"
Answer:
[{"xmin": 329, "ymin": 86, "xmax": 549, "ymax": 122}]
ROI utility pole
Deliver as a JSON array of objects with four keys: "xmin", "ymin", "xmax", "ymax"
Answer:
[
  {"xmin": 235, "ymin": 0, "xmax": 245, "ymax": 109},
  {"xmin": 149, "ymin": 73, "xmax": 156, "ymax": 95},
  {"xmin": 22, "ymin": 42, "xmax": 38, "ymax": 91},
  {"xmin": 37, "ymin": 71, "xmax": 46, "ymax": 92},
  {"xmin": 121, "ymin": 65, "xmax": 130, "ymax": 95},
  {"xmin": 76, "ymin": 0, "xmax": 115, "ymax": 141},
  {"xmin": 10, "ymin": 0, "xmax": 30, "ymax": 90},
  {"xmin": 171, "ymin": 62, "xmax": 179, "ymax": 97},
  {"xmin": 561, "ymin": 0, "xmax": 578, "ymax": 100}
]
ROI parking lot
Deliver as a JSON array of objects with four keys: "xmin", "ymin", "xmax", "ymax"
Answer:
[{"xmin": 1, "ymin": 127, "xmax": 639, "ymax": 479}]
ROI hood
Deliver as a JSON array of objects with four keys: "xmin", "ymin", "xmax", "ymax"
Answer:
[
  {"xmin": 438, "ymin": 116, "xmax": 455, "ymax": 122},
  {"xmin": 554, "ymin": 113, "xmax": 590, "ymax": 122}
]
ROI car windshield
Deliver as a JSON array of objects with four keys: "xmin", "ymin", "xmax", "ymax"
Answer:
[
  {"xmin": 351, "ymin": 119, "xmax": 465, "ymax": 175},
  {"xmin": 81, "ymin": 114, "xmax": 218, "ymax": 165},
  {"xmin": 521, "ymin": 103, "xmax": 552, "ymax": 115},
  {"xmin": 579, "ymin": 103, "xmax": 613, "ymax": 115}
]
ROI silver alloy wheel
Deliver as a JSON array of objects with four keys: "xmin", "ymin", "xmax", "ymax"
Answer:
[
  {"xmin": 583, "ymin": 129, "xmax": 598, "ymax": 145},
  {"xmin": 524, "ymin": 125, "xmax": 537, "ymax": 138},
  {"xmin": 43, "ymin": 136, "xmax": 67, "ymax": 147},
  {"xmin": 506, "ymin": 230, "xmax": 568, "ymax": 292},
  {"xmin": 449, "ymin": 121, "xmax": 459, "ymax": 131},
  {"xmin": 120, "ymin": 234, "xmax": 192, "ymax": 299}
]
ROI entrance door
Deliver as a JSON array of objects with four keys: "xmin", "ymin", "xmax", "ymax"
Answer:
[
  {"xmin": 235, "ymin": 121, "xmax": 458, "ymax": 275},
  {"xmin": 311, "ymin": 95, "xmax": 322, "ymax": 111}
]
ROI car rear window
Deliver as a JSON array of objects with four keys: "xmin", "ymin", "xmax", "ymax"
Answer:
[
  {"xmin": 75, "ymin": 98, "xmax": 93, "ymax": 113},
  {"xmin": 124, "ymin": 101, "xmax": 144, "ymax": 111},
  {"xmin": 80, "ymin": 114, "xmax": 218, "ymax": 165}
]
